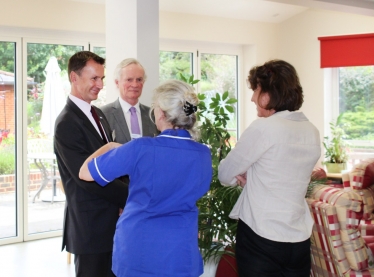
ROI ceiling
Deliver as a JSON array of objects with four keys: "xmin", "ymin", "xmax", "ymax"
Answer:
[{"xmin": 69, "ymin": 0, "xmax": 374, "ymax": 23}]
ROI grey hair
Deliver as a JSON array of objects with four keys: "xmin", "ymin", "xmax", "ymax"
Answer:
[
  {"xmin": 151, "ymin": 80, "xmax": 200, "ymax": 140},
  {"xmin": 113, "ymin": 58, "xmax": 147, "ymax": 82}
]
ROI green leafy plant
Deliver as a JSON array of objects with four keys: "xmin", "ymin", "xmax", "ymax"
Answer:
[
  {"xmin": 306, "ymin": 168, "xmax": 328, "ymax": 199},
  {"xmin": 178, "ymin": 74, "xmax": 240, "ymax": 265},
  {"xmin": 0, "ymin": 135, "xmax": 16, "ymax": 175},
  {"xmin": 323, "ymin": 113, "xmax": 349, "ymax": 164}
]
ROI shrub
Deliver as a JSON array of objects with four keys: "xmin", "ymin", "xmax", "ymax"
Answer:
[{"xmin": 0, "ymin": 135, "xmax": 15, "ymax": 175}]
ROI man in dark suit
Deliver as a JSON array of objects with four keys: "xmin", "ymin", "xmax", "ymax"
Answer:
[
  {"xmin": 54, "ymin": 51, "xmax": 128, "ymax": 277},
  {"xmin": 101, "ymin": 58, "xmax": 158, "ymax": 143}
]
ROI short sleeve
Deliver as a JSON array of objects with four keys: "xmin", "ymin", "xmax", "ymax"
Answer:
[
  {"xmin": 88, "ymin": 158, "xmax": 111, "ymax": 186},
  {"xmin": 88, "ymin": 140, "xmax": 139, "ymax": 186}
]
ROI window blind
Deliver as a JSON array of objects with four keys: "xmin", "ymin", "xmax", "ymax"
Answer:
[{"xmin": 318, "ymin": 33, "xmax": 374, "ymax": 68}]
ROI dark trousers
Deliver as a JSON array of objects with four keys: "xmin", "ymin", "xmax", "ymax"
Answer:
[
  {"xmin": 74, "ymin": 252, "xmax": 115, "ymax": 277},
  {"xmin": 236, "ymin": 219, "xmax": 311, "ymax": 277}
]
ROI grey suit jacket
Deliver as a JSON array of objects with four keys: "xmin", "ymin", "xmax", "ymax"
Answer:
[{"xmin": 101, "ymin": 98, "xmax": 158, "ymax": 144}]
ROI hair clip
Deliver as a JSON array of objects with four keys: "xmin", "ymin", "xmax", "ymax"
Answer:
[{"xmin": 183, "ymin": 101, "xmax": 197, "ymax": 116}]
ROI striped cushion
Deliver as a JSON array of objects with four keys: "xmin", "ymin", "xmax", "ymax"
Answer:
[
  {"xmin": 357, "ymin": 187, "xmax": 374, "ymax": 220},
  {"xmin": 360, "ymin": 220, "xmax": 374, "ymax": 237},
  {"xmin": 348, "ymin": 268, "xmax": 374, "ymax": 276},
  {"xmin": 349, "ymin": 159, "xmax": 374, "ymax": 190}
]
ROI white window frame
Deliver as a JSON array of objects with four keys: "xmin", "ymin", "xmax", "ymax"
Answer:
[
  {"xmin": 22, "ymin": 37, "xmax": 90, "ymax": 242},
  {"xmin": 324, "ymin": 67, "xmax": 374, "ymax": 166},
  {"xmin": 0, "ymin": 36, "xmax": 22, "ymax": 246},
  {"xmin": 160, "ymin": 39, "xmax": 243, "ymax": 137}
]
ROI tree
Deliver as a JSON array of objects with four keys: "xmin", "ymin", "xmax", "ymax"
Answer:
[
  {"xmin": 26, "ymin": 43, "xmax": 81, "ymax": 84},
  {"xmin": 339, "ymin": 66, "xmax": 374, "ymax": 142},
  {"xmin": 0, "ymin": 42, "xmax": 15, "ymax": 73},
  {"xmin": 159, "ymin": 51, "xmax": 192, "ymax": 82},
  {"xmin": 339, "ymin": 66, "xmax": 374, "ymax": 113}
]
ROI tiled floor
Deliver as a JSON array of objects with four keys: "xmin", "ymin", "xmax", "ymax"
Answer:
[
  {"xmin": 0, "ymin": 189, "xmax": 217, "ymax": 277},
  {"xmin": 0, "ymin": 236, "xmax": 218, "ymax": 277},
  {"xmin": 0, "ymin": 237, "xmax": 74, "ymax": 277}
]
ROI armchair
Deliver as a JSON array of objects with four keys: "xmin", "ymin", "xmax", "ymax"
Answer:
[{"xmin": 308, "ymin": 159, "xmax": 374, "ymax": 276}]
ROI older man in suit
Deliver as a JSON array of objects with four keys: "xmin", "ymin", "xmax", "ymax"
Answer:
[
  {"xmin": 54, "ymin": 51, "xmax": 128, "ymax": 277},
  {"xmin": 101, "ymin": 58, "xmax": 158, "ymax": 143}
]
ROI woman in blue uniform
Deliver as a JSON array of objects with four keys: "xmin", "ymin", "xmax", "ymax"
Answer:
[{"xmin": 79, "ymin": 79, "xmax": 212, "ymax": 277}]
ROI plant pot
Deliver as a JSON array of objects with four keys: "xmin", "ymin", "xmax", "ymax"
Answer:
[
  {"xmin": 325, "ymin": 162, "xmax": 347, "ymax": 173},
  {"xmin": 215, "ymin": 248, "xmax": 238, "ymax": 277}
]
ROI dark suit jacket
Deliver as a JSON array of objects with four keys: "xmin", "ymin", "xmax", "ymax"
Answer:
[
  {"xmin": 101, "ymin": 99, "xmax": 158, "ymax": 144},
  {"xmin": 54, "ymin": 98, "xmax": 128, "ymax": 255}
]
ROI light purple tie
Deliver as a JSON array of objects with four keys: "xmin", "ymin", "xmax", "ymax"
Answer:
[{"xmin": 130, "ymin": 107, "xmax": 141, "ymax": 135}]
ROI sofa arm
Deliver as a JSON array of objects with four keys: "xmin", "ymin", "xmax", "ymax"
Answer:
[
  {"xmin": 307, "ymin": 198, "xmax": 350, "ymax": 275},
  {"xmin": 310, "ymin": 186, "xmax": 370, "ymax": 271}
]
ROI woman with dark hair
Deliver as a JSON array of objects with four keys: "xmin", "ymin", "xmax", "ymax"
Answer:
[
  {"xmin": 79, "ymin": 80, "xmax": 212, "ymax": 277},
  {"xmin": 218, "ymin": 60, "xmax": 321, "ymax": 276}
]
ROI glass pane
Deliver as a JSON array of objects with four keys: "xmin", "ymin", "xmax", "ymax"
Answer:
[
  {"xmin": 92, "ymin": 46, "xmax": 106, "ymax": 58},
  {"xmin": 159, "ymin": 51, "xmax": 193, "ymax": 82},
  {"xmin": 91, "ymin": 47, "xmax": 106, "ymax": 107},
  {"xmin": 339, "ymin": 66, "xmax": 374, "ymax": 155},
  {"xmin": 200, "ymin": 53, "xmax": 238, "ymax": 143},
  {"xmin": 0, "ymin": 41, "xmax": 16, "ymax": 239},
  {"xmin": 27, "ymin": 43, "xmax": 83, "ymax": 235}
]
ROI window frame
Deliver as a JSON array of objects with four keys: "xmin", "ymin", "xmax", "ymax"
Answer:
[{"xmin": 160, "ymin": 39, "xmax": 243, "ymax": 139}]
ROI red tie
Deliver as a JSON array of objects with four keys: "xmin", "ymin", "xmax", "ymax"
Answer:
[{"xmin": 91, "ymin": 107, "xmax": 108, "ymax": 143}]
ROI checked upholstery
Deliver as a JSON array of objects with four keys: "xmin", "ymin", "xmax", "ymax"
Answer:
[{"xmin": 308, "ymin": 160, "xmax": 374, "ymax": 276}]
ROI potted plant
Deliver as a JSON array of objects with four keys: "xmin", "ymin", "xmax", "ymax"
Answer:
[
  {"xmin": 179, "ymin": 74, "xmax": 240, "ymax": 276},
  {"xmin": 323, "ymin": 113, "xmax": 349, "ymax": 173}
]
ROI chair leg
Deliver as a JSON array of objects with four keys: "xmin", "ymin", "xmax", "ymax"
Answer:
[{"xmin": 67, "ymin": 251, "xmax": 71, "ymax": 264}]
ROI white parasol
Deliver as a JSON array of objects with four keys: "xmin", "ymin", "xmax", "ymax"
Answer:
[{"xmin": 40, "ymin": 56, "xmax": 66, "ymax": 138}]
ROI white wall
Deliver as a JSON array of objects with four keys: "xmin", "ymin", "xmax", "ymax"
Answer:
[
  {"xmin": 276, "ymin": 8, "xmax": 374, "ymax": 164},
  {"xmin": 159, "ymin": 11, "xmax": 278, "ymax": 132},
  {"xmin": 1, "ymin": 1, "xmax": 374, "ymax": 140},
  {"xmin": 0, "ymin": 0, "xmax": 105, "ymax": 33}
]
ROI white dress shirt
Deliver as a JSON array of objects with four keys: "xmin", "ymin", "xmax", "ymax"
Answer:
[
  {"xmin": 69, "ymin": 94, "xmax": 104, "ymax": 139},
  {"xmin": 118, "ymin": 97, "xmax": 143, "ymax": 138},
  {"xmin": 218, "ymin": 110, "xmax": 321, "ymax": 242}
]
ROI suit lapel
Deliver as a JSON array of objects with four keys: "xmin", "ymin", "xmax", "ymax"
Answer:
[
  {"xmin": 94, "ymin": 106, "xmax": 113, "ymax": 142},
  {"xmin": 113, "ymin": 99, "xmax": 132, "ymax": 142},
  {"xmin": 140, "ymin": 104, "xmax": 157, "ymax": 137},
  {"xmin": 140, "ymin": 104, "xmax": 151, "ymax": 136},
  {"xmin": 66, "ymin": 98, "xmax": 105, "ymax": 145}
]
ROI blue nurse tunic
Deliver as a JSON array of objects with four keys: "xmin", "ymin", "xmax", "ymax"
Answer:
[{"xmin": 88, "ymin": 129, "xmax": 212, "ymax": 277}]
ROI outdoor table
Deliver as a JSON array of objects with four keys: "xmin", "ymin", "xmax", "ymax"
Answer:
[{"xmin": 28, "ymin": 152, "xmax": 65, "ymax": 203}]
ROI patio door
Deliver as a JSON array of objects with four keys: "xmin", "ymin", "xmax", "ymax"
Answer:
[
  {"xmin": 23, "ymin": 39, "xmax": 87, "ymax": 240},
  {"xmin": 160, "ymin": 41, "xmax": 240, "ymax": 142},
  {"xmin": 0, "ymin": 38, "xmax": 21, "ymax": 245}
]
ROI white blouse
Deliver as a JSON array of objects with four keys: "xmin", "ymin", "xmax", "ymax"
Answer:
[{"xmin": 218, "ymin": 111, "xmax": 321, "ymax": 242}]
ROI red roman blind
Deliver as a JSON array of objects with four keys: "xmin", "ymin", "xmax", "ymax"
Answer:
[{"xmin": 318, "ymin": 33, "xmax": 374, "ymax": 68}]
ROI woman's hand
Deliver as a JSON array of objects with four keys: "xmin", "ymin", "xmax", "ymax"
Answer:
[{"xmin": 235, "ymin": 173, "xmax": 247, "ymax": 188}]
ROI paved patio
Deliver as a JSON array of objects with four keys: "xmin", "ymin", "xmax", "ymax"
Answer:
[{"xmin": 0, "ymin": 188, "xmax": 65, "ymax": 239}]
